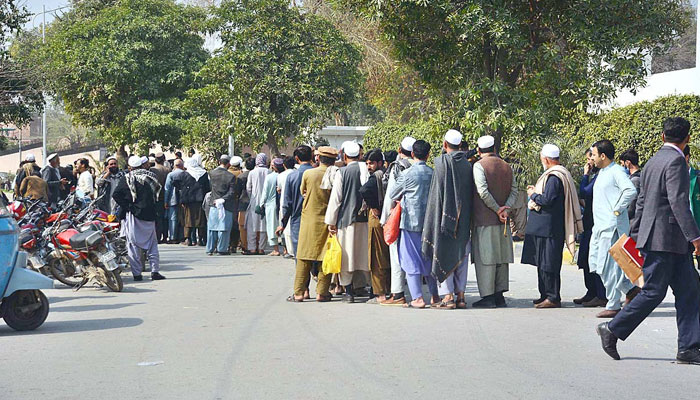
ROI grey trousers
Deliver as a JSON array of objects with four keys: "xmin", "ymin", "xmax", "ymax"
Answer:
[
  {"xmin": 475, "ymin": 262, "xmax": 509, "ymax": 297},
  {"xmin": 388, "ymin": 242, "xmax": 406, "ymax": 294},
  {"xmin": 127, "ymin": 239, "xmax": 160, "ymax": 276},
  {"xmin": 247, "ymin": 231, "xmax": 267, "ymax": 252},
  {"xmin": 339, "ymin": 270, "xmax": 370, "ymax": 287}
]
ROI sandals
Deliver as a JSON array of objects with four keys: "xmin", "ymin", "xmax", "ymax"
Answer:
[
  {"xmin": 286, "ymin": 295, "xmax": 303, "ymax": 303},
  {"xmin": 317, "ymin": 294, "xmax": 332, "ymax": 302},
  {"xmin": 434, "ymin": 300, "xmax": 456, "ymax": 309},
  {"xmin": 241, "ymin": 250, "xmax": 256, "ymax": 255}
]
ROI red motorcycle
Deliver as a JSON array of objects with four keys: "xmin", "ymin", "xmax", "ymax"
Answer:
[{"xmin": 44, "ymin": 194, "xmax": 123, "ymax": 292}]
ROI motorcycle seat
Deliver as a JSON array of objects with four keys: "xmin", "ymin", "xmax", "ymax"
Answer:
[{"xmin": 69, "ymin": 231, "xmax": 104, "ymax": 250}]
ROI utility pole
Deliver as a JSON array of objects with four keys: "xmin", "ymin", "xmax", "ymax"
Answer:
[
  {"xmin": 41, "ymin": 5, "xmax": 47, "ymax": 166},
  {"xmin": 228, "ymin": 134, "xmax": 234, "ymax": 157}
]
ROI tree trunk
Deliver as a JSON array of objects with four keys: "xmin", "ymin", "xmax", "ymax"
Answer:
[
  {"xmin": 116, "ymin": 144, "xmax": 129, "ymax": 169},
  {"xmin": 492, "ymin": 127, "xmax": 503, "ymax": 154},
  {"xmin": 266, "ymin": 134, "xmax": 280, "ymax": 157}
]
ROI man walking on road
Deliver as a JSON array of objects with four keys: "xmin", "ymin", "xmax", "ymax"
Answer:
[
  {"xmin": 598, "ymin": 117, "xmax": 700, "ymax": 364},
  {"xmin": 112, "ymin": 156, "xmax": 166, "ymax": 281},
  {"xmin": 588, "ymin": 140, "xmax": 639, "ymax": 318}
]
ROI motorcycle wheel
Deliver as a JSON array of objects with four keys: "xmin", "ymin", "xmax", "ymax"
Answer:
[
  {"xmin": 49, "ymin": 258, "xmax": 82, "ymax": 287},
  {"xmin": 102, "ymin": 269, "xmax": 123, "ymax": 292},
  {"xmin": 1, "ymin": 290, "xmax": 49, "ymax": 331}
]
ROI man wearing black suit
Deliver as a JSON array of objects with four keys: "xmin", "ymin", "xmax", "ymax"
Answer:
[{"xmin": 597, "ymin": 117, "xmax": 700, "ymax": 364}]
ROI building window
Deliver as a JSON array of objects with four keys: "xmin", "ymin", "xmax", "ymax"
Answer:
[{"xmin": 651, "ymin": 0, "xmax": 697, "ymax": 74}]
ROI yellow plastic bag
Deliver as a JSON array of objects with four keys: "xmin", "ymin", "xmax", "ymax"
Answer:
[{"xmin": 321, "ymin": 235, "xmax": 342, "ymax": 275}]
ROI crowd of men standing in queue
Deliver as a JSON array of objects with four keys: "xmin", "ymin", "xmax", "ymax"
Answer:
[{"xmin": 7, "ymin": 116, "xmax": 700, "ymax": 365}]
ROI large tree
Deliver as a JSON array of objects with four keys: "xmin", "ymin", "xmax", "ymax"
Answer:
[
  {"xmin": 344, "ymin": 0, "xmax": 694, "ymax": 148},
  {"xmin": 16, "ymin": 0, "xmax": 209, "ymax": 155},
  {"xmin": 183, "ymin": 0, "xmax": 363, "ymax": 155},
  {"xmin": 1, "ymin": 0, "xmax": 43, "ymax": 132}
]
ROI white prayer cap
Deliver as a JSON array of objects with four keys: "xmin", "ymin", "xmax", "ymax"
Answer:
[
  {"xmin": 344, "ymin": 141, "xmax": 360, "ymax": 157},
  {"xmin": 231, "ymin": 156, "xmax": 243, "ymax": 167},
  {"xmin": 541, "ymin": 144, "xmax": 560, "ymax": 158},
  {"xmin": 477, "ymin": 135, "xmax": 495, "ymax": 149},
  {"xmin": 400, "ymin": 136, "xmax": 416, "ymax": 152},
  {"xmin": 341, "ymin": 141, "xmax": 352, "ymax": 151},
  {"xmin": 128, "ymin": 155, "xmax": 143, "ymax": 168},
  {"xmin": 25, "ymin": 153, "xmax": 35, "ymax": 162},
  {"xmin": 444, "ymin": 129, "xmax": 462, "ymax": 146},
  {"xmin": 47, "ymin": 153, "xmax": 58, "ymax": 162},
  {"xmin": 106, "ymin": 155, "xmax": 117, "ymax": 162}
]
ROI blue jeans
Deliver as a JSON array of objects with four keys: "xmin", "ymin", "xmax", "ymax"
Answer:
[
  {"xmin": 167, "ymin": 206, "xmax": 179, "ymax": 241},
  {"xmin": 206, "ymin": 230, "xmax": 231, "ymax": 254}
]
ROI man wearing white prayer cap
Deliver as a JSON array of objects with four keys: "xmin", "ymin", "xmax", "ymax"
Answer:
[
  {"xmin": 380, "ymin": 135, "xmax": 417, "ymax": 304},
  {"xmin": 444, "ymin": 129, "xmax": 463, "ymax": 147},
  {"xmin": 25, "ymin": 153, "xmax": 35, "ymax": 162},
  {"xmin": 41, "ymin": 153, "xmax": 66, "ymax": 208},
  {"xmin": 467, "ymin": 135, "xmax": 519, "ymax": 308},
  {"xmin": 421, "ymin": 128, "xmax": 473, "ymax": 307},
  {"xmin": 325, "ymin": 139, "xmax": 370, "ymax": 303},
  {"xmin": 380, "ymin": 135, "xmax": 417, "ymax": 305},
  {"xmin": 113, "ymin": 154, "xmax": 166, "ymax": 281},
  {"xmin": 521, "ymin": 143, "xmax": 583, "ymax": 308}
]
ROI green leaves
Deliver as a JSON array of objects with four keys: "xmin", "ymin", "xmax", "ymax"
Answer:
[
  {"xmin": 183, "ymin": 0, "xmax": 363, "ymax": 155},
  {"xmin": 14, "ymin": 0, "xmax": 209, "ymax": 150},
  {"xmin": 343, "ymin": 0, "xmax": 692, "ymax": 148},
  {"xmin": 1, "ymin": 0, "xmax": 43, "ymax": 126}
]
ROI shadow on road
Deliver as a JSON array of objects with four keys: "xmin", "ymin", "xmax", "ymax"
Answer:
[
  {"xmin": 623, "ymin": 356, "xmax": 675, "ymax": 362},
  {"xmin": 0, "ymin": 317, "xmax": 143, "ymax": 335},
  {"xmin": 51, "ymin": 303, "xmax": 145, "ymax": 313},
  {"xmin": 165, "ymin": 273, "xmax": 252, "ymax": 280},
  {"xmin": 48, "ymin": 295, "xmax": 117, "ymax": 304}
]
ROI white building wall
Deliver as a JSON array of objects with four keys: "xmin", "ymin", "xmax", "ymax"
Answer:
[{"xmin": 612, "ymin": 3, "xmax": 699, "ymax": 107}]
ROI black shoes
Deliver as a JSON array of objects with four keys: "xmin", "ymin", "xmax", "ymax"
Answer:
[
  {"xmin": 495, "ymin": 292, "xmax": 507, "ymax": 308},
  {"xmin": 133, "ymin": 275, "xmax": 143, "ymax": 281},
  {"xmin": 533, "ymin": 297, "xmax": 545, "ymax": 305},
  {"xmin": 341, "ymin": 293, "xmax": 355, "ymax": 303},
  {"xmin": 596, "ymin": 322, "xmax": 620, "ymax": 360},
  {"xmin": 151, "ymin": 272, "xmax": 166, "ymax": 280},
  {"xmin": 218, "ymin": 252, "xmax": 230, "ymax": 256},
  {"xmin": 677, "ymin": 348, "xmax": 700, "ymax": 365},
  {"xmin": 472, "ymin": 295, "xmax": 497, "ymax": 308}
]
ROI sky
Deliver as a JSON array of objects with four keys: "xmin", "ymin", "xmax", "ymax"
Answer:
[{"xmin": 20, "ymin": 1, "xmax": 71, "ymax": 29}]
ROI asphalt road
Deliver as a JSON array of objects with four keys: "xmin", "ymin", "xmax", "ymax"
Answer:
[{"xmin": 1, "ymin": 243, "xmax": 699, "ymax": 399}]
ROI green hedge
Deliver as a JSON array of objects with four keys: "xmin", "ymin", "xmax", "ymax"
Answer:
[
  {"xmin": 363, "ymin": 95, "xmax": 700, "ymax": 187},
  {"xmin": 558, "ymin": 94, "xmax": 700, "ymax": 166},
  {"xmin": 362, "ymin": 120, "xmax": 450, "ymax": 162}
]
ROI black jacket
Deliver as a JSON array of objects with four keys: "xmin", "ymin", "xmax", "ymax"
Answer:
[
  {"xmin": 208, "ymin": 167, "xmax": 237, "ymax": 212},
  {"xmin": 174, "ymin": 173, "xmax": 210, "ymax": 205},
  {"xmin": 112, "ymin": 176, "xmax": 157, "ymax": 221},
  {"xmin": 525, "ymin": 175, "xmax": 565, "ymax": 239},
  {"xmin": 631, "ymin": 145, "xmax": 700, "ymax": 254}
]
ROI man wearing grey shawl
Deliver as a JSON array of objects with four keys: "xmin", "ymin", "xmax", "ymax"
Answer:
[
  {"xmin": 421, "ymin": 130, "xmax": 473, "ymax": 290},
  {"xmin": 112, "ymin": 156, "xmax": 166, "ymax": 281}
]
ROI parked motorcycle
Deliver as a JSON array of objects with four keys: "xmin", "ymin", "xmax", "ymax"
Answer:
[
  {"xmin": 0, "ymin": 194, "xmax": 53, "ymax": 331},
  {"xmin": 45, "ymin": 191, "xmax": 123, "ymax": 292}
]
